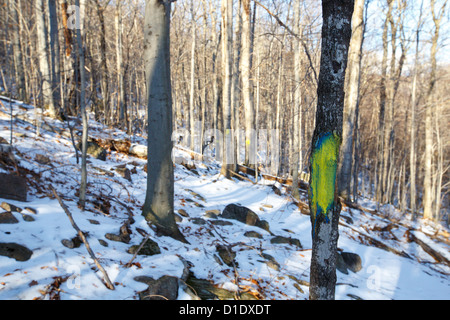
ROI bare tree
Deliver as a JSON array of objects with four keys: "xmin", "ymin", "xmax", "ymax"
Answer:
[
  {"xmin": 35, "ymin": 0, "xmax": 57, "ymax": 117},
  {"xmin": 220, "ymin": 0, "xmax": 236, "ymax": 178},
  {"xmin": 337, "ymin": 0, "xmax": 365, "ymax": 201},
  {"xmin": 308, "ymin": 0, "xmax": 354, "ymax": 300},
  {"xmin": 142, "ymin": 0, "xmax": 187, "ymax": 243}
]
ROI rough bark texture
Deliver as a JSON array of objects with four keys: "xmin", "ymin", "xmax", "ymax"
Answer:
[
  {"xmin": 35, "ymin": 0, "xmax": 56, "ymax": 117},
  {"xmin": 337, "ymin": 0, "xmax": 365, "ymax": 200},
  {"xmin": 308, "ymin": 0, "xmax": 353, "ymax": 300},
  {"xmin": 220, "ymin": 0, "xmax": 236, "ymax": 178},
  {"xmin": 241, "ymin": 0, "xmax": 255, "ymax": 167},
  {"xmin": 142, "ymin": 0, "xmax": 186, "ymax": 243}
]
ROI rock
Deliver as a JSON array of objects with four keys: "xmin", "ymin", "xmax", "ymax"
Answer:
[
  {"xmin": 105, "ymin": 232, "xmax": 128, "ymax": 243},
  {"xmin": 98, "ymin": 239, "xmax": 108, "ymax": 247},
  {"xmin": 127, "ymin": 238, "xmax": 161, "ymax": 256},
  {"xmin": 177, "ymin": 209, "xmax": 189, "ymax": 217},
  {"xmin": 61, "ymin": 237, "xmax": 82, "ymax": 249},
  {"xmin": 190, "ymin": 217, "xmax": 207, "ymax": 225},
  {"xmin": 134, "ymin": 275, "xmax": 179, "ymax": 300},
  {"xmin": 244, "ymin": 231, "xmax": 263, "ymax": 239},
  {"xmin": 1, "ymin": 202, "xmax": 22, "ymax": 212},
  {"xmin": 255, "ymin": 220, "xmax": 271, "ymax": 233},
  {"xmin": 0, "ymin": 212, "xmax": 19, "ymax": 224},
  {"xmin": 0, "ymin": 242, "xmax": 33, "ymax": 261},
  {"xmin": 340, "ymin": 252, "xmax": 362, "ymax": 273},
  {"xmin": 35, "ymin": 154, "xmax": 51, "ymax": 165},
  {"xmin": 221, "ymin": 204, "xmax": 258, "ymax": 225},
  {"xmin": 174, "ymin": 214, "xmax": 183, "ymax": 223},
  {"xmin": 0, "ymin": 173, "xmax": 27, "ymax": 201},
  {"xmin": 115, "ymin": 167, "xmax": 132, "ymax": 182},
  {"xmin": 24, "ymin": 207, "xmax": 37, "ymax": 214},
  {"xmin": 210, "ymin": 220, "xmax": 233, "ymax": 226},
  {"xmin": 21, "ymin": 213, "xmax": 35, "ymax": 222},
  {"xmin": 76, "ymin": 140, "xmax": 107, "ymax": 161},
  {"xmin": 216, "ymin": 244, "xmax": 236, "ymax": 267},
  {"xmin": 204, "ymin": 210, "xmax": 220, "ymax": 219},
  {"xmin": 270, "ymin": 235, "xmax": 302, "ymax": 248},
  {"xmin": 336, "ymin": 253, "xmax": 349, "ymax": 274},
  {"xmin": 261, "ymin": 253, "xmax": 280, "ymax": 271},
  {"xmin": 220, "ymin": 204, "xmax": 270, "ymax": 233}
]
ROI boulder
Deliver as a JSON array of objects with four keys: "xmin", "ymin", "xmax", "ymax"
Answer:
[
  {"xmin": 1, "ymin": 202, "xmax": 22, "ymax": 212},
  {"xmin": 220, "ymin": 204, "xmax": 270, "ymax": 233},
  {"xmin": 0, "ymin": 212, "xmax": 19, "ymax": 224},
  {"xmin": 134, "ymin": 275, "xmax": 179, "ymax": 300},
  {"xmin": 76, "ymin": 140, "xmax": 107, "ymax": 161},
  {"xmin": 0, "ymin": 242, "xmax": 33, "ymax": 261},
  {"xmin": 336, "ymin": 251, "xmax": 362, "ymax": 274},
  {"xmin": 127, "ymin": 238, "xmax": 161, "ymax": 256},
  {"xmin": 0, "ymin": 173, "xmax": 27, "ymax": 202}
]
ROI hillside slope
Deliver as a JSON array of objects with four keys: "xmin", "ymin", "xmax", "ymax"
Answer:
[{"xmin": 0, "ymin": 97, "xmax": 449, "ymax": 300}]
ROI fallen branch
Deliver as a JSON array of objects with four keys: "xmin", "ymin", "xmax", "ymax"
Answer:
[
  {"xmin": 51, "ymin": 185, "xmax": 115, "ymax": 290},
  {"xmin": 339, "ymin": 221, "xmax": 411, "ymax": 259},
  {"xmin": 406, "ymin": 230, "xmax": 450, "ymax": 267}
]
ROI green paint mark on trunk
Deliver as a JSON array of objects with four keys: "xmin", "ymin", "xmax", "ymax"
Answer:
[{"xmin": 309, "ymin": 132, "xmax": 341, "ymax": 233}]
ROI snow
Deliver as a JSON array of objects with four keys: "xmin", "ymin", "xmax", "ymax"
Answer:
[{"xmin": 0, "ymin": 96, "xmax": 449, "ymax": 300}]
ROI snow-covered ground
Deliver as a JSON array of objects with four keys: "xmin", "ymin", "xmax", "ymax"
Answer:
[{"xmin": 0, "ymin": 97, "xmax": 448, "ymax": 300}]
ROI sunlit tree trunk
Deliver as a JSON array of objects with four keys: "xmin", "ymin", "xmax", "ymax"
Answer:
[{"xmin": 308, "ymin": 0, "xmax": 353, "ymax": 300}]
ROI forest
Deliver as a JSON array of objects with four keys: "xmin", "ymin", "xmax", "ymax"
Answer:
[{"xmin": 0, "ymin": 0, "xmax": 449, "ymax": 301}]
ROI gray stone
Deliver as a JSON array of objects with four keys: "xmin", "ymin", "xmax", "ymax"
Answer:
[
  {"xmin": 216, "ymin": 245, "xmax": 236, "ymax": 267},
  {"xmin": 77, "ymin": 140, "xmax": 107, "ymax": 161},
  {"xmin": 1, "ymin": 202, "xmax": 22, "ymax": 212},
  {"xmin": 0, "ymin": 242, "xmax": 33, "ymax": 261},
  {"xmin": 270, "ymin": 235, "xmax": 302, "ymax": 248},
  {"xmin": 134, "ymin": 275, "xmax": 179, "ymax": 300},
  {"xmin": 127, "ymin": 238, "xmax": 161, "ymax": 256},
  {"xmin": 0, "ymin": 173, "xmax": 27, "ymax": 202},
  {"xmin": 115, "ymin": 167, "xmax": 132, "ymax": 182},
  {"xmin": 244, "ymin": 231, "xmax": 263, "ymax": 239},
  {"xmin": 220, "ymin": 204, "xmax": 271, "ymax": 233},
  {"xmin": 341, "ymin": 252, "xmax": 362, "ymax": 273},
  {"xmin": 0, "ymin": 212, "xmax": 19, "ymax": 224}
]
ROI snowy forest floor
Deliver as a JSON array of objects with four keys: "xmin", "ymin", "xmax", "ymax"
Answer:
[{"xmin": 0, "ymin": 96, "xmax": 449, "ymax": 300}]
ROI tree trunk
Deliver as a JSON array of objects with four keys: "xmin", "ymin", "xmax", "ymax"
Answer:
[
  {"xmin": 142, "ymin": 0, "xmax": 187, "ymax": 243},
  {"xmin": 423, "ymin": 0, "xmax": 446, "ymax": 220},
  {"xmin": 375, "ymin": 0, "xmax": 393, "ymax": 206},
  {"xmin": 189, "ymin": 1, "xmax": 196, "ymax": 151},
  {"xmin": 308, "ymin": 0, "xmax": 353, "ymax": 300},
  {"xmin": 95, "ymin": 0, "xmax": 110, "ymax": 125},
  {"xmin": 291, "ymin": 0, "xmax": 302, "ymax": 200},
  {"xmin": 337, "ymin": 0, "xmax": 365, "ymax": 201},
  {"xmin": 115, "ymin": 1, "xmax": 126, "ymax": 127},
  {"xmin": 220, "ymin": 0, "xmax": 236, "ymax": 178},
  {"xmin": 241, "ymin": 0, "xmax": 255, "ymax": 167},
  {"xmin": 9, "ymin": 0, "xmax": 26, "ymax": 101},
  {"xmin": 75, "ymin": 0, "xmax": 88, "ymax": 210},
  {"xmin": 48, "ymin": 0, "xmax": 60, "ymax": 108},
  {"xmin": 35, "ymin": 0, "xmax": 57, "ymax": 117},
  {"xmin": 410, "ymin": 1, "xmax": 423, "ymax": 219}
]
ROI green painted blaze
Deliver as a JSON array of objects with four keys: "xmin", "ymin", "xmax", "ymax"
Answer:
[{"xmin": 309, "ymin": 132, "xmax": 341, "ymax": 229}]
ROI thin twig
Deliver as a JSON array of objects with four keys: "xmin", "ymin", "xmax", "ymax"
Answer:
[
  {"xmin": 51, "ymin": 185, "xmax": 115, "ymax": 290},
  {"xmin": 124, "ymin": 233, "xmax": 150, "ymax": 268}
]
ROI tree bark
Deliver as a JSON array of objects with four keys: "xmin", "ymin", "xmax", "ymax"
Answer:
[
  {"xmin": 75, "ymin": 0, "xmax": 88, "ymax": 210},
  {"xmin": 291, "ymin": 0, "xmax": 303, "ymax": 200},
  {"xmin": 9, "ymin": 0, "xmax": 26, "ymax": 101},
  {"xmin": 241, "ymin": 0, "xmax": 255, "ymax": 167},
  {"xmin": 35, "ymin": 0, "xmax": 57, "ymax": 117},
  {"xmin": 220, "ymin": 0, "xmax": 236, "ymax": 178},
  {"xmin": 308, "ymin": 0, "xmax": 353, "ymax": 300},
  {"xmin": 423, "ymin": 0, "xmax": 446, "ymax": 220},
  {"xmin": 337, "ymin": 0, "xmax": 365, "ymax": 201},
  {"xmin": 142, "ymin": 0, "xmax": 187, "ymax": 243}
]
